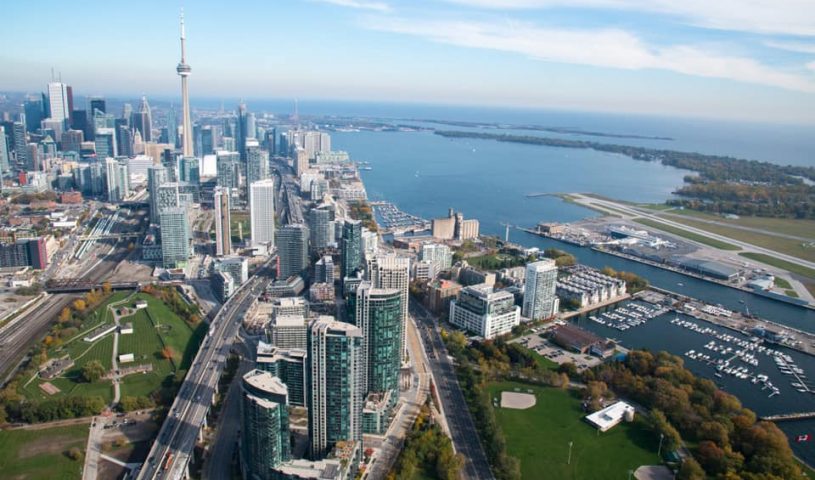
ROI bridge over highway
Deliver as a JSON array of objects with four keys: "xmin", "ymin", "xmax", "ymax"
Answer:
[{"xmin": 45, "ymin": 279, "xmax": 141, "ymax": 293}]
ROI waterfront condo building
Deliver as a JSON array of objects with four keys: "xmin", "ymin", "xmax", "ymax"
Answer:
[
  {"xmin": 523, "ymin": 259, "xmax": 560, "ymax": 320},
  {"xmin": 449, "ymin": 283, "xmax": 520, "ymax": 339},
  {"xmin": 307, "ymin": 317, "xmax": 364, "ymax": 460}
]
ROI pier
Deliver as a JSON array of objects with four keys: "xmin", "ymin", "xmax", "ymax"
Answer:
[{"xmin": 760, "ymin": 412, "xmax": 815, "ymax": 422}]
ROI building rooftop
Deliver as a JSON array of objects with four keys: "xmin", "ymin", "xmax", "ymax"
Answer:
[
  {"xmin": 242, "ymin": 369, "xmax": 288, "ymax": 396},
  {"xmin": 585, "ymin": 401, "xmax": 635, "ymax": 431},
  {"xmin": 551, "ymin": 323, "xmax": 603, "ymax": 349}
]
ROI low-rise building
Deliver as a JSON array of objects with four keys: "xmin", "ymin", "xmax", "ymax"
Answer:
[
  {"xmin": 556, "ymin": 267, "xmax": 627, "ymax": 308},
  {"xmin": 449, "ymin": 284, "xmax": 520, "ymax": 339},
  {"xmin": 585, "ymin": 401, "xmax": 635, "ymax": 432}
]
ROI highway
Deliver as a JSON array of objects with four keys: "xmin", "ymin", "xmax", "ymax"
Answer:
[
  {"xmin": 136, "ymin": 271, "xmax": 269, "ymax": 480},
  {"xmin": 410, "ymin": 298, "xmax": 495, "ymax": 480}
]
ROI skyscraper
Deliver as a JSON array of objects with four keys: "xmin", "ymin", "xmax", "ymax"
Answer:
[
  {"xmin": 166, "ymin": 104, "xmax": 178, "ymax": 147},
  {"xmin": 523, "ymin": 259, "xmax": 560, "ymax": 320},
  {"xmin": 307, "ymin": 317, "xmax": 364, "ymax": 460},
  {"xmin": 12, "ymin": 121, "xmax": 28, "ymax": 168},
  {"xmin": 131, "ymin": 96, "xmax": 153, "ymax": 142},
  {"xmin": 340, "ymin": 220, "xmax": 362, "ymax": 280},
  {"xmin": 355, "ymin": 282, "xmax": 402, "ymax": 395},
  {"xmin": 160, "ymin": 207, "xmax": 191, "ymax": 268},
  {"xmin": 104, "ymin": 158, "xmax": 129, "ymax": 202},
  {"xmin": 216, "ymin": 150, "xmax": 240, "ymax": 189},
  {"xmin": 94, "ymin": 127, "xmax": 117, "ymax": 158},
  {"xmin": 89, "ymin": 97, "xmax": 106, "ymax": 115},
  {"xmin": 0, "ymin": 126, "xmax": 9, "ymax": 174},
  {"xmin": 366, "ymin": 254, "xmax": 410, "ymax": 359},
  {"xmin": 147, "ymin": 164, "xmax": 167, "ymax": 225},
  {"xmin": 245, "ymin": 139, "xmax": 269, "ymax": 186},
  {"xmin": 177, "ymin": 11, "xmax": 193, "ymax": 157},
  {"xmin": 179, "ymin": 156, "xmax": 200, "ymax": 184},
  {"xmin": 23, "ymin": 96, "xmax": 44, "ymax": 133},
  {"xmin": 308, "ymin": 206, "xmax": 334, "ymax": 250},
  {"xmin": 213, "ymin": 186, "xmax": 231, "ymax": 256},
  {"xmin": 47, "ymin": 81, "xmax": 71, "ymax": 126},
  {"xmin": 249, "ymin": 179, "xmax": 275, "ymax": 249},
  {"xmin": 236, "ymin": 101, "xmax": 248, "ymax": 160},
  {"xmin": 240, "ymin": 369, "xmax": 291, "ymax": 478},
  {"xmin": 277, "ymin": 224, "xmax": 309, "ymax": 280}
]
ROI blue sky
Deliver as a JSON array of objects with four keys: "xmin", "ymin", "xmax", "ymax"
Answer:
[{"xmin": 2, "ymin": 0, "xmax": 815, "ymax": 123}]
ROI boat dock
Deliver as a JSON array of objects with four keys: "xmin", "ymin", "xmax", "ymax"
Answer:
[{"xmin": 648, "ymin": 288, "xmax": 815, "ymax": 358}]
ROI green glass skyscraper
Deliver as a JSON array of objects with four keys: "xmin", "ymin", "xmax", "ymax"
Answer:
[
  {"xmin": 355, "ymin": 281, "xmax": 402, "ymax": 395},
  {"xmin": 340, "ymin": 220, "xmax": 362, "ymax": 281},
  {"xmin": 307, "ymin": 317, "xmax": 364, "ymax": 460},
  {"xmin": 240, "ymin": 369, "xmax": 290, "ymax": 480}
]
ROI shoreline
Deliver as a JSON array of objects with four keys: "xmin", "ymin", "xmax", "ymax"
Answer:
[{"xmin": 521, "ymin": 227, "xmax": 814, "ymax": 311}]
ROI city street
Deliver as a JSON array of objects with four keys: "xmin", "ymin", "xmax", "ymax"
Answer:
[{"xmin": 410, "ymin": 298, "xmax": 495, "ymax": 480}]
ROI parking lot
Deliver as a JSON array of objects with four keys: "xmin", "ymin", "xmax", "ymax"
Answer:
[{"xmin": 513, "ymin": 333, "xmax": 603, "ymax": 372}]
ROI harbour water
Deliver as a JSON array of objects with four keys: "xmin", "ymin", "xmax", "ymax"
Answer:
[{"xmin": 329, "ymin": 112, "xmax": 815, "ymax": 465}]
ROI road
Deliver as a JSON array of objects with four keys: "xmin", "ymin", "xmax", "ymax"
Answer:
[
  {"xmin": 136, "ymin": 271, "xmax": 269, "ymax": 480},
  {"xmin": 365, "ymin": 314, "xmax": 431, "ymax": 479},
  {"xmin": 410, "ymin": 299, "xmax": 494, "ymax": 480},
  {"xmin": 201, "ymin": 339, "xmax": 255, "ymax": 480}
]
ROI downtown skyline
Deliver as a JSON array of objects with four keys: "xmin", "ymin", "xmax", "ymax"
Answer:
[{"xmin": 2, "ymin": 1, "xmax": 815, "ymax": 124}]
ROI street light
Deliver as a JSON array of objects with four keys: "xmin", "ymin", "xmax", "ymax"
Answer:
[
  {"xmin": 567, "ymin": 441, "xmax": 573, "ymax": 465},
  {"xmin": 657, "ymin": 433, "xmax": 665, "ymax": 458}
]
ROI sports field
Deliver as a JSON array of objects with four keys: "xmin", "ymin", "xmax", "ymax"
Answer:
[
  {"xmin": 488, "ymin": 382, "xmax": 659, "ymax": 479},
  {"xmin": 0, "ymin": 422, "xmax": 89, "ymax": 480}
]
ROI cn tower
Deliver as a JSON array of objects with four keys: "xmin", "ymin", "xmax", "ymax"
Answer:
[{"xmin": 177, "ymin": 10, "xmax": 193, "ymax": 157}]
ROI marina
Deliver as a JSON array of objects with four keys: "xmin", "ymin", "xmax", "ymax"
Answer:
[
  {"xmin": 587, "ymin": 300, "xmax": 668, "ymax": 331},
  {"xmin": 370, "ymin": 201, "xmax": 430, "ymax": 233}
]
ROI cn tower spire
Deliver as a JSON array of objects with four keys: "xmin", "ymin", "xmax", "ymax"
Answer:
[{"xmin": 177, "ymin": 9, "xmax": 193, "ymax": 157}]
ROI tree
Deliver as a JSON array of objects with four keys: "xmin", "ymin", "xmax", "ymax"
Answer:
[
  {"xmin": 66, "ymin": 447, "xmax": 83, "ymax": 461},
  {"xmin": 58, "ymin": 307, "xmax": 72, "ymax": 323},
  {"xmin": 72, "ymin": 299, "xmax": 86, "ymax": 312},
  {"xmin": 81, "ymin": 360, "xmax": 106, "ymax": 383},
  {"xmin": 0, "ymin": 404, "xmax": 7, "ymax": 425},
  {"xmin": 161, "ymin": 346, "xmax": 176, "ymax": 360},
  {"xmin": 102, "ymin": 282, "xmax": 112, "ymax": 295},
  {"xmin": 676, "ymin": 458, "xmax": 705, "ymax": 480}
]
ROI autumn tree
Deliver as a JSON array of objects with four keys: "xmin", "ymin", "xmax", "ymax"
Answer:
[
  {"xmin": 58, "ymin": 307, "xmax": 72, "ymax": 323},
  {"xmin": 161, "ymin": 346, "xmax": 176, "ymax": 360},
  {"xmin": 72, "ymin": 299, "xmax": 86, "ymax": 312}
]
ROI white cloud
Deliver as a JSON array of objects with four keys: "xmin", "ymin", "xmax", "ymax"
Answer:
[
  {"xmin": 365, "ymin": 18, "xmax": 815, "ymax": 92},
  {"xmin": 315, "ymin": 0, "xmax": 391, "ymax": 12},
  {"xmin": 444, "ymin": 0, "xmax": 815, "ymax": 37},
  {"xmin": 765, "ymin": 40, "xmax": 815, "ymax": 54},
  {"xmin": 807, "ymin": 61, "xmax": 815, "ymax": 73}
]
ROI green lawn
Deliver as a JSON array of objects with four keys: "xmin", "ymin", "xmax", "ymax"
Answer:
[
  {"xmin": 489, "ymin": 382, "xmax": 660, "ymax": 479},
  {"xmin": 657, "ymin": 215, "xmax": 815, "ymax": 263},
  {"xmin": 20, "ymin": 291, "xmax": 202, "ymax": 406},
  {"xmin": 739, "ymin": 252, "xmax": 815, "ymax": 279},
  {"xmin": 0, "ymin": 423, "xmax": 89, "ymax": 480},
  {"xmin": 632, "ymin": 218, "xmax": 741, "ymax": 250},
  {"xmin": 774, "ymin": 277, "xmax": 793, "ymax": 289},
  {"xmin": 666, "ymin": 209, "xmax": 815, "ymax": 240}
]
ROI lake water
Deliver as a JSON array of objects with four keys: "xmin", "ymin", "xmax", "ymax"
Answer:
[{"xmin": 328, "ymin": 109, "xmax": 815, "ymax": 465}]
